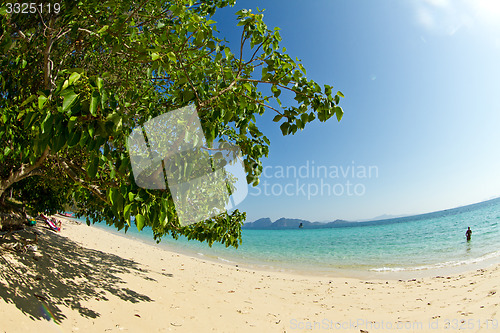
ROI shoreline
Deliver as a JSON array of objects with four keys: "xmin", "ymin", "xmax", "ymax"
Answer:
[
  {"xmin": 1, "ymin": 217, "xmax": 499, "ymax": 332},
  {"xmin": 89, "ymin": 217, "xmax": 500, "ymax": 281}
]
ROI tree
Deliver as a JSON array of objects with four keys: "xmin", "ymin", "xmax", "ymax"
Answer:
[{"xmin": 0, "ymin": 0, "xmax": 344, "ymax": 247}]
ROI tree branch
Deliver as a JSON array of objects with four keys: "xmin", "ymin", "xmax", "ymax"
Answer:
[
  {"xmin": 173, "ymin": 51, "xmax": 202, "ymax": 106},
  {"xmin": 14, "ymin": 30, "xmax": 26, "ymax": 40},
  {"xmin": 244, "ymin": 35, "xmax": 269, "ymax": 67},
  {"xmin": 124, "ymin": 0, "xmax": 151, "ymax": 27},
  {"xmin": 236, "ymin": 92, "xmax": 286, "ymax": 116},
  {"xmin": 43, "ymin": 18, "xmax": 56, "ymax": 91},
  {"xmin": 238, "ymin": 29, "xmax": 248, "ymax": 75},
  {"xmin": 240, "ymin": 78, "xmax": 313, "ymax": 99},
  {"xmin": 0, "ymin": 148, "xmax": 50, "ymax": 198},
  {"xmin": 55, "ymin": 157, "xmax": 109, "ymax": 205},
  {"xmin": 198, "ymin": 78, "xmax": 239, "ymax": 109}
]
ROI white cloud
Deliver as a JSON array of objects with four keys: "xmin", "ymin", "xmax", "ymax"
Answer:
[
  {"xmin": 423, "ymin": 0, "xmax": 451, "ymax": 8},
  {"xmin": 412, "ymin": 0, "xmax": 500, "ymax": 35},
  {"xmin": 467, "ymin": 0, "xmax": 500, "ymax": 28}
]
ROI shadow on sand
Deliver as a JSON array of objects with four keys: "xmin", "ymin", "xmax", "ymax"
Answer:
[{"xmin": 0, "ymin": 224, "xmax": 170, "ymax": 323}]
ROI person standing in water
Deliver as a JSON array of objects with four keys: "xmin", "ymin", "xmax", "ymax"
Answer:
[{"xmin": 466, "ymin": 227, "xmax": 472, "ymax": 241}]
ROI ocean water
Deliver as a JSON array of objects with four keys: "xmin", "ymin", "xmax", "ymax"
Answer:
[{"xmin": 88, "ymin": 198, "xmax": 500, "ymax": 275}]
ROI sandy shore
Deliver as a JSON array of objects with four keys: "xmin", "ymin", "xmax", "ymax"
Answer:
[{"xmin": 1, "ymin": 218, "xmax": 499, "ymax": 332}]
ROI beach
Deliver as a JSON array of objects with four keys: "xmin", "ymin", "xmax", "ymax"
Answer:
[{"xmin": 1, "ymin": 218, "xmax": 499, "ymax": 333}]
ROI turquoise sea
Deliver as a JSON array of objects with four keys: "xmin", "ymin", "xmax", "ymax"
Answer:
[{"xmin": 87, "ymin": 198, "xmax": 500, "ymax": 276}]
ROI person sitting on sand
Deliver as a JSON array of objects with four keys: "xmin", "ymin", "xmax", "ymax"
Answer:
[
  {"xmin": 466, "ymin": 227, "xmax": 472, "ymax": 241},
  {"xmin": 51, "ymin": 217, "xmax": 62, "ymax": 230}
]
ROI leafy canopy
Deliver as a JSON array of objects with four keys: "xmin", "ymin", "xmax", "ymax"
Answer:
[{"xmin": 0, "ymin": 0, "xmax": 344, "ymax": 247}]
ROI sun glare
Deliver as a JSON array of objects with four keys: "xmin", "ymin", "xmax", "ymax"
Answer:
[{"xmin": 414, "ymin": 0, "xmax": 500, "ymax": 35}]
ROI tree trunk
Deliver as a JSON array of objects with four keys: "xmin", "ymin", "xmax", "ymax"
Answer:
[
  {"xmin": 0, "ymin": 19, "xmax": 55, "ymax": 201},
  {"xmin": 0, "ymin": 148, "xmax": 50, "ymax": 200}
]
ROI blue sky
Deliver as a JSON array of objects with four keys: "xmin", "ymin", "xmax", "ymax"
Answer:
[{"xmin": 212, "ymin": 0, "xmax": 500, "ymax": 222}]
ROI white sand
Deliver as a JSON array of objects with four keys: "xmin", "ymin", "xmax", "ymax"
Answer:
[{"xmin": 0, "ymin": 218, "xmax": 499, "ymax": 332}]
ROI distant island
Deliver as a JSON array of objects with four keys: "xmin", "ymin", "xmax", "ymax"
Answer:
[{"xmin": 243, "ymin": 197, "xmax": 500, "ymax": 230}]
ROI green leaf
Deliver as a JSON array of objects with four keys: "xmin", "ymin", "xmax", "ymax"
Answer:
[
  {"xmin": 62, "ymin": 89, "xmax": 79, "ymax": 112},
  {"xmin": 271, "ymin": 85, "xmax": 281, "ymax": 97},
  {"xmin": 337, "ymin": 91, "xmax": 345, "ymax": 98},
  {"xmin": 151, "ymin": 52, "xmax": 160, "ymax": 61},
  {"xmin": 20, "ymin": 95, "xmax": 37, "ymax": 107},
  {"xmin": 300, "ymin": 113, "xmax": 309, "ymax": 124},
  {"xmin": 23, "ymin": 112, "xmax": 37, "ymax": 129},
  {"xmin": 167, "ymin": 52, "xmax": 176, "ymax": 62},
  {"xmin": 90, "ymin": 91, "xmax": 100, "ymax": 116},
  {"xmin": 88, "ymin": 156, "xmax": 99, "ymax": 178},
  {"xmin": 159, "ymin": 209, "xmax": 168, "ymax": 227},
  {"xmin": 41, "ymin": 113, "xmax": 53, "ymax": 134},
  {"xmin": 112, "ymin": 188, "xmax": 124, "ymax": 212},
  {"xmin": 79, "ymin": 131, "xmax": 89, "ymax": 147},
  {"xmin": 182, "ymin": 90, "xmax": 194, "ymax": 102},
  {"xmin": 273, "ymin": 114, "xmax": 283, "ymax": 122},
  {"xmin": 324, "ymin": 85, "xmax": 332, "ymax": 96},
  {"xmin": 62, "ymin": 80, "xmax": 69, "ymax": 91},
  {"xmin": 124, "ymin": 204, "xmax": 132, "ymax": 225},
  {"xmin": 108, "ymin": 187, "xmax": 118, "ymax": 207},
  {"xmin": 135, "ymin": 214, "xmax": 145, "ymax": 231},
  {"xmin": 298, "ymin": 63, "xmax": 306, "ymax": 75},
  {"xmin": 38, "ymin": 95, "xmax": 48, "ymax": 109},
  {"xmin": 4, "ymin": 146, "xmax": 11, "ymax": 156},
  {"xmin": 279, "ymin": 122, "xmax": 289, "ymax": 135},
  {"xmin": 97, "ymin": 77, "xmax": 104, "ymax": 93},
  {"xmin": 68, "ymin": 72, "xmax": 81, "ymax": 85},
  {"xmin": 68, "ymin": 116, "xmax": 78, "ymax": 132},
  {"xmin": 206, "ymin": 40, "xmax": 216, "ymax": 49},
  {"xmin": 98, "ymin": 25, "xmax": 109, "ymax": 34},
  {"xmin": 223, "ymin": 109, "xmax": 233, "ymax": 123},
  {"xmin": 52, "ymin": 127, "xmax": 67, "ymax": 152},
  {"xmin": 335, "ymin": 106, "xmax": 344, "ymax": 121},
  {"xmin": 318, "ymin": 109, "xmax": 326, "ymax": 122},
  {"xmin": 101, "ymin": 89, "xmax": 108, "ymax": 109},
  {"xmin": 67, "ymin": 131, "xmax": 81, "ymax": 147}
]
